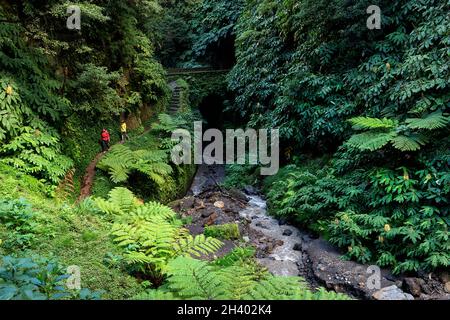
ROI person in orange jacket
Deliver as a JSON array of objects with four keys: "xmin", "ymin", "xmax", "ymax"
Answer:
[{"xmin": 100, "ymin": 128, "xmax": 111, "ymax": 152}]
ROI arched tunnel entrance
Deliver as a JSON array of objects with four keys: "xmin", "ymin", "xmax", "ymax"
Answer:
[{"xmin": 198, "ymin": 93, "xmax": 225, "ymax": 130}]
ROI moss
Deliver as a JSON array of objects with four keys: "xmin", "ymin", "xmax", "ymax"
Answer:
[{"xmin": 204, "ymin": 223, "xmax": 241, "ymax": 240}]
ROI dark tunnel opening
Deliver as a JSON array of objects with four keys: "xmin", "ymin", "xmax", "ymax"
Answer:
[{"xmin": 198, "ymin": 94, "xmax": 225, "ymax": 130}]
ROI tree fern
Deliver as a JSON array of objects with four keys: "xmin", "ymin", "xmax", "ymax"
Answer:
[
  {"xmin": 175, "ymin": 234, "xmax": 223, "ymax": 258},
  {"xmin": 243, "ymin": 276, "xmax": 307, "ymax": 300},
  {"xmin": 94, "ymin": 187, "xmax": 140, "ymax": 216},
  {"xmin": 97, "ymin": 145, "xmax": 172, "ymax": 184},
  {"xmin": 391, "ymin": 134, "xmax": 427, "ymax": 152},
  {"xmin": 166, "ymin": 257, "xmax": 226, "ymax": 300},
  {"xmin": 0, "ymin": 126, "xmax": 74, "ymax": 184},
  {"xmin": 157, "ymin": 257, "xmax": 351, "ymax": 300},
  {"xmin": 98, "ymin": 188, "xmax": 223, "ymax": 284},
  {"xmin": 346, "ymin": 113, "xmax": 447, "ymax": 152},
  {"xmin": 347, "ymin": 131, "xmax": 396, "ymax": 151},
  {"xmin": 405, "ymin": 112, "xmax": 450, "ymax": 130},
  {"xmin": 349, "ymin": 117, "xmax": 397, "ymax": 130}
]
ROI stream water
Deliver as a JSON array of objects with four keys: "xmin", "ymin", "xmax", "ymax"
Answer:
[
  {"xmin": 186, "ymin": 164, "xmax": 449, "ymax": 300},
  {"xmin": 239, "ymin": 195, "xmax": 307, "ymax": 277},
  {"xmin": 189, "ymin": 164, "xmax": 308, "ymax": 278}
]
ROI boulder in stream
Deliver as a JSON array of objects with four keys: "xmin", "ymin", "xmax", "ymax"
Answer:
[{"xmin": 372, "ymin": 285, "xmax": 414, "ymax": 300}]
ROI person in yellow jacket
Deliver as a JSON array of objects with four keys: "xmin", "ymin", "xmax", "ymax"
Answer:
[{"xmin": 120, "ymin": 120, "xmax": 129, "ymax": 142}]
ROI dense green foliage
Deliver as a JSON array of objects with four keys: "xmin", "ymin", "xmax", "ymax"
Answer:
[
  {"xmin": 93, "ymin": 112, "xmax": 197, "ymax": 202},
  {"xmin": 220, "ymin": 0, "xmax": 450, "ymax": 274},
  {"xmin": 263, "ymin": 157, "xmax": 449, "ymax": 273},
  {"xmin": 135, "ymin": 252, "xmax": 350, "ymax": 300},
  {"xmin": 1, "ymin": 0, "xmax": 449, "ymax": 301},
  {"xmin": 0, "ymin": 0, "xmax": 169, "ymax": 186},
  {"xmin": 0, "ymin": 255, "xmax": 101, "ymax": 300},
  {"xmin": 94, "ymin": 187, "xmax": 222, "ymax": 286},
  {"xmin": 0, "ymin": 199, "xmax": 36, "ymax": 249}
]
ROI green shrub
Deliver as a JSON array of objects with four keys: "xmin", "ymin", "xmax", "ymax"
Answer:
[
  {"xmin": 328, "ymin": 167, "xmax": 449, "ymax": 273},
  {"xmin": 264, "ymin": 161, "xmax": 367, "ymax": 234},
  {"xmin": 223, "ymin": 163, "xmax": 261, "ymax": 189},
  {"xmin": 204, "ymin": 223, "xmax": 241, "ymax": 240},
  {"xmin": 0, "ymin": 255, "xmax": 102, "ymax": 300},
  {"xmin": 94, "ymin": 188, "xmax": 223, "ymax": 286},
  {"xmin": 265, "ymin": 157, "xmax": 449, "ymax": 273},
  {"xmin": 0, "ymin": 126, "xmax": 74, "ymax": 185},
  {"xmin": 0, "ymin": 199, "xmax": 37, "ymax": 250}
]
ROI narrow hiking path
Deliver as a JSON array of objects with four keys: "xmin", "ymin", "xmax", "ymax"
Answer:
[
  {"xmin": 77, "ymin": 151, "xmax": 107, "ymax": 203},
  {"xmin": 76, "ymin": 84, "xmax": 182, "ymax": 203}
]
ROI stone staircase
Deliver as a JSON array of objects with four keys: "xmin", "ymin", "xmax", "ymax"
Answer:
[{"xmin": 168, "ymin": 82, "xmax": 182, "ymax": 114}]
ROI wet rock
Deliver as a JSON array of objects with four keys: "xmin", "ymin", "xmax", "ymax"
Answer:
[
  {"xmin": 227, "ymin": 188, "xmax": 248, "ymax": 202},
  {"xmin": 194, "ymin": 199, "xmax": 206, "ymax": 209},
  {"xmin": 445, "ymin": 282, "xmax": 450, "ymax": 293},
  {"xmin": 282, "ymin": 229, "xmax": 293, "ymax": 236},
  {"xmin": 293, "ymin": 243, "xmax": 302, "ymax": 251},
  {"xmin": 278, "ymin": 218, "xmax": 288, "ymax": 226},
  {"xmin": 265, "ymin": 243, "xmax": 274, "ymax": 253},
  {"xmin": 214, "ymin": 217, "xmax": 225, "ymax": 225},
  {"xmin": 372, "ymin": 285, "xmax": 414, "ymax": 300},
  {"xmin": 243, "ymin": 185, "xmax": 258, "ymax": 195},
  {"xmin": 317, "ymin": 264, "xmax": 326, "ymax": 272},
  {"xmin": 201, "ymin": 210, "xmax": 214, "ymax": 218},
  {"xmin": 255, "ymin": 221, "xmax": 270, "ymax": 229},
  {"xmin": 205, "ymin": 213, "xmax": 218, "ymax": 226},
  {"xmin": 274, "ymin": 240, "xmax": 284, "ymax": 247},
  {"xmin": 402, "ymin": 278, "xmax": 424, "ymax": 297},
  {"xmin": 258, "ymin": 258, "xmax": 300, "ymax": 277},
  {"xmin": 439, "ymin": 271, "xmax": 449, "ymax": 284},
  {"xmin": 243, "ymin": 217, "xmax": 252, "ymax": 224},
  {"xmin": 214, "ymin": 201, "xmax": 225, "ymax": 209}
]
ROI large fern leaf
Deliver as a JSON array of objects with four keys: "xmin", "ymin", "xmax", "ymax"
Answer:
[
  {"xmin": 406, "ymin": 112, "xmax": 449, "ymax": 130},
  {"xmin": 166, "ymin": 257, "xmax": 227, "ymax": 300},
  {"xmin": 348, "ymin": 117, "xmax": 397, "ymax": 130},
  {"xmin": 175, "ymin": 234, "xmax": 223, "ymax": 258},
  {"xmin": 347, "ymin": 131, "xmax": 396, "ymax": 151},
  {"xmin": 391, "ymin": 134, "xmax": 427, "ymax": 151}
]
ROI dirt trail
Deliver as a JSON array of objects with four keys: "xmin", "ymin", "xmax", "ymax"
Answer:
[
  {"xmin": 76, "ymin": 122, "xmax": 157, "ymax": 203},
  {"xmin": 77, "ymin": 151, "xmax": 107, "ymax": 203}
]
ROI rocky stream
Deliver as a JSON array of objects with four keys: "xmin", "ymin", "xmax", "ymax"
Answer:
[{"xmin": 169, "ymin": 164, "xmax": 450, "ymax": 301}]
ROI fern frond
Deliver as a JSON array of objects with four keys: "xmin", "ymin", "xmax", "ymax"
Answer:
[
  {"xmin": 108, "ymin": 187, "xmax": 139, "ymax": 212},
  {"xmin": 166, "ymin": 257, "xmax": 227, "ymax": 300},
  {"xmin": 244, "ymin": 276, "xmax": 307, "ymax": 300},
  {"xmin": 175, "ymin": 234, "xmax": 223, "ymax": 258},
  {"xmin": 347, "ymin": 131, "xmax": 396, "ymax": 151},
  {"xmin": 391, "ymin": 134, "xmax": 427, "ymax": 151},
  {"xmin": 348, "ymin": 117, "xmax": 397, "ymax": 130},
  {"xmin": 406, "ymin": 112, "xmax": 449, "ymax": 130}
]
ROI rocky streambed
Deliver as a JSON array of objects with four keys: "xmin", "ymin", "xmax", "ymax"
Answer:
[{"xmin": 169, "ymin": 165, "xmax": 450, "ymax": 301}]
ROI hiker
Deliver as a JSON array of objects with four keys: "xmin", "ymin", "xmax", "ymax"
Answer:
[
  {"xmin": 120, "ymin": 120, "xmax": 129, "ymax": 142},
  {"xmin": 100, "ymin": 128, "xmax": 110, "ymax": 152}
]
